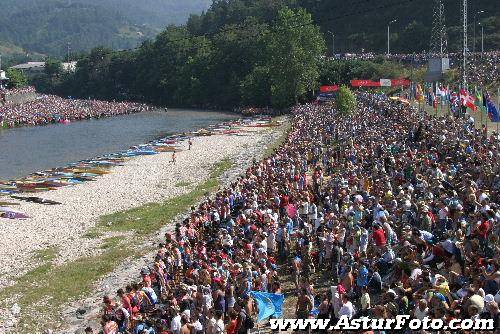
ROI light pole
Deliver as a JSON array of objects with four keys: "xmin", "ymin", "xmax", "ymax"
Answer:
[
  {"xmin": 479, "ymin": 22, "xmax": 484, "ymax": 56},
  {"xmin": 473, "ymin": 10, "xmax": 484, "ymax": 55},
  {"xmin": 387, "ymin": 19, "xmax": 397, "ymax": 55},
  {"xmin": 327, "ymin": 31, "xmax": 335, "ymax": 57}
]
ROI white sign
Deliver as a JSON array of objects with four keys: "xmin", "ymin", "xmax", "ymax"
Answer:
[{"xmin": 380, "ymin": 79, "xmax": 391, "ymax": 87}]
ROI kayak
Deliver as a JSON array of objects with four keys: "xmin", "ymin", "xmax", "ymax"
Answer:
[
  {"xmin": 0, "ymin": 207, "xmax": 29, "ymax": 219},
  {"xmin": 125, "ymin": 150, "xmax": 158, "ymax": 156},
  {"xmin": 154, "ymin": 146, "xmax": 180, "ymax": 152},
  {"xmin": 11, "ymin": 196, "xmax": 61, "ymax": 205},
  {"xmin": 0, "ymin": 202, "xmax": 20, "ymax": 206}
]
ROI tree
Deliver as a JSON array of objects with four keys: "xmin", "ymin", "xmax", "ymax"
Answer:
[
  {"xmin": 44, "ymin": 58, "xmax": 63, "ymax": 78},
  {"xmin": 265, "ymin": 7, "xmax": 326, "ymax": 108},
  {"xmin": 336, "ymin": 85, "xmax": 356, "ymax": 116},
  {"xmin": 5, "ymin": 68, "xmax": 28, "ymax": 88}
]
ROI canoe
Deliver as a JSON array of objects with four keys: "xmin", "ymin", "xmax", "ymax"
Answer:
[
  {"xmin": 11, "ymin": 196, "xmax": 61, "ymax": 205},
  {"xmin": 66, "ymin": 168, "xmax": 110, "ymax": 175},
  {"xmin": 0, "ymin": 202, "xmax": 20, "ymax": 206},
  {"xmin": 0, "ymin": 207, "xmax": 29, "ymax": 219},
  {"xmin": 126, "ymin": 150, "xmax": 158, "ymax": 156},
  {"xmin": 154, "ymin": 146, "xmax": 181, "ymax": 152}
]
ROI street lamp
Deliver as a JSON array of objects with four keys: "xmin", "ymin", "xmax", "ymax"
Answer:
[
  {"xmin": 327, "ymin": 31, "xmax": 335, "ymax": 57},
  {"xmin": 473, "ymin": 10, "xmax": 484, "ymax": 54},
  {"xmin": 387, "ymin": 19, "xmax": 397, "ymax": 55},
  {"xmin": 478, "ymin": 22, "xmax": 484, "ymax": 57}
]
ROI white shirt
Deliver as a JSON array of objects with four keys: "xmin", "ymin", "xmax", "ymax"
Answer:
[
  {"xmin": 338, "ymin": 301, "xmax": 355, "ymax": 319},
  {"xmin": 171, "ymin": 314, "xmax": 182, "ymax": 334},
  {"xmin": 414, "ymin": 306, "xmax": 428, "ymax": 320}
]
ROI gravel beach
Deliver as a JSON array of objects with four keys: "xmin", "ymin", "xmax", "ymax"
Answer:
[{"xmin": 0, "ymin": 123, "xmax": 285, "ymax": 289}]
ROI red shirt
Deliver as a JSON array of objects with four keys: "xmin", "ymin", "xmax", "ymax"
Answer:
[
  {"xmin": 227, "ymin": 319, "xmax": 238, "ymax": 334},
  {"xmin": 280, "ymin": 195, "xmax": 289, "ymax": 208},
  {"xmin": 372, "ymin": 228, "xmax": 387, "ymax": 246},
  {"xmin": 477, "ymin": 220, "xmax": 490, "ymax": 238},
  {"xmin": 120, "ymin": 295, "xmax": 132, "ymax": 314}
]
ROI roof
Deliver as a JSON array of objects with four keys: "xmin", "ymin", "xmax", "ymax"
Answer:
[
  {"xmin": 10, "ymin": 61, "xmax": 77, "ymax": 72},
  {"xmin": 10, "ymin": 62, "xmax": 45, "ymax": 70}
]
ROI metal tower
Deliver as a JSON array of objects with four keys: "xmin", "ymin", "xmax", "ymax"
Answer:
[
  {"xmin": 430, "ymin": 0, "xmax": 448, "ymax": 57},
  {"xmin": 425, "ymin": 0, "xmax": 450, "ymax": 82},
  {"xmin": 462, "ymin": 0, "xmax": 468, "ymax": 87}
]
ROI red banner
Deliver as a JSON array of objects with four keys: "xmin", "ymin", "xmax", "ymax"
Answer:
[
  {"xmin": 390, "ymin": 79, "xmax": 411, "ymax": 87},
  {"xmin": 320, "ymin": 85, "xmax": 339, "ymax": 92},
  {"xmin": 351, "ymin": 80, "xmax": 381, "ymax": 87},
  {"xmin": 350, "ymin": 79, "xmax": 411, "ymax": 87}
]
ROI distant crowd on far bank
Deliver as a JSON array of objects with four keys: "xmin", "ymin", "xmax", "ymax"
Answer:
[{"xmin": 0, "ymin": 88, "xmax": 152, "ymax": 128}]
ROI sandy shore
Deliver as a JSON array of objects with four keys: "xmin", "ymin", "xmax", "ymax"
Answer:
[{"xmin": 0, "ymin": 123, "xmax": 284, "ymax": 290}]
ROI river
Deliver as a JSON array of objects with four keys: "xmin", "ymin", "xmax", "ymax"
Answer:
[{"xmin": 0, "ymin": 109, "xmax": 237, "ymax": 180}]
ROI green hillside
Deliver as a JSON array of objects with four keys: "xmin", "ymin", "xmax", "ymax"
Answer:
[
  {"xmin": 83, "ymin": 0, "xmax": 212, "ymax": 27},
  {"xmin": 0, "ymin": 0, "xmax": 210, "ymax": 57}
]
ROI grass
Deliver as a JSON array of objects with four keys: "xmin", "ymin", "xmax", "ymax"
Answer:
[
  {"xmin": 0, "ymin": 158, "xmax": 236, "ymax": 332},
  {"xmin": 0, "ymin": 240, "xmax": 138, "ymax": 331},
  {"xmin": 94, "ymin": 158, "xmax": 233, "ymax": 236},
  {"xmin": 33, "ymin": 246, "xmax": 58, "ymax": 263},
  {"xmin": 83, "ymin": 230, "xmax": 101, "ymax": 239},
  {"xmin": 420, "ymin": 101, "xmax": 499, "ymax": 133},
  {"xmin": 175, "ymin": 181, "xmax": 192, "ymax": 187}
]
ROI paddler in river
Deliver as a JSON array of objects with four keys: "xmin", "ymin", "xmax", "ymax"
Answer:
[{"xmin": 171, "ymin": 151, "xmax": 177, "ymax": 164}]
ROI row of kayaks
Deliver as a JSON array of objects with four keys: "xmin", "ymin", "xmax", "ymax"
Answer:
[{"xmin": 0, "ymin": 117, "xmax": 281, "ymax": 219}]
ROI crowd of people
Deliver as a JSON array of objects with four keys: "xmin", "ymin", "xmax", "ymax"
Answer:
[
  {"xmin": 465, "ymin": 52, "xmax": 500, "ymax": 87},
  {"xmin": 90, "ymin": 91, "xmax": 499, "ymax": 333},
  {"xmin": 0, "ymin": 93, "xmax": 152, "ymax": 128},
  {"xmin": 0, "ymin": 86, "xmax": 37, "ymax": 99}
]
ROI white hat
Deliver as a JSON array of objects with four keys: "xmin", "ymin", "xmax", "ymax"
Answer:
[{"xmin": 484, "ymin": 294, "xmax": 495, "ymax": 304}]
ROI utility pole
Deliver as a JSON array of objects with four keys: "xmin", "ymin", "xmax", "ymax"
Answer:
[
  {"xmin": 387, "ymin": 19, "xmax": 397, "ymax": 55},
  {"xmin": 67, "ymin": 42, "xmax": 71, "ymax": 62},
  {"xmin": 480, "ymin": 23, "xmax": 484, "ymax": 56},
  {"xmin": 327, "ymin": 31, "xmax": 335, "ymax": 57},
  {"xmin": 462, "ymin": 0, "xmax": 467, "ymax": 89}
]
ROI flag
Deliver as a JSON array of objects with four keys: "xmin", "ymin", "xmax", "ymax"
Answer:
[
  {"xmin": 474, "ymin": 87, "xmax": 484, "ymax": 111},
  {"xmin": 250, "ymin": 291, "xmax": 285, "ymax": 322},
  {"xmin": 437, "ymin": 85, "xmax": 447, "ymax": 98},
  {"xmin": 460, "ymin": 89, "xmax": 477, "ymax": 111},
  {"xmin": 450, "ymin": 91, "xmax": 458, "ymax": 105},
  {"xmin": 487, "ymin": 99, "xmax": 500, "ymax": 122},
  {"xmin": 416, "ymin": 84, "xmax": 424, "ymax": 102}
]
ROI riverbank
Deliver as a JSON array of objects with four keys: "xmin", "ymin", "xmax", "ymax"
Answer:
[{"xmin": 0, "ymin": 118, "xmax": 289, "ymax": 333}]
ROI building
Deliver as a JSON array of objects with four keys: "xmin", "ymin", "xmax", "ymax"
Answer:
[
  {"xmin": 0, "ymin": 70, "xmax": 8, "ymax": 89},
  {"xmin": 9, "ymin": 61, "xmax": 77, "ymax": 77}
]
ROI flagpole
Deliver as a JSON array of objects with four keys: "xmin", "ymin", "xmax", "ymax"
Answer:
[
  {"xmin": 497, "ymin": 87, "xmax": 500, "ymax": 138},
  {"xmin": 485, "ymin": 94, "xmax": 488, "ymax": 134},
  {"xmin": 479, "ymin": 87, "xmax": 483, "ymax": 127},
  {"xmin": 435, "ymin": 83, "xmax": 438, "ymax": 117}
]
